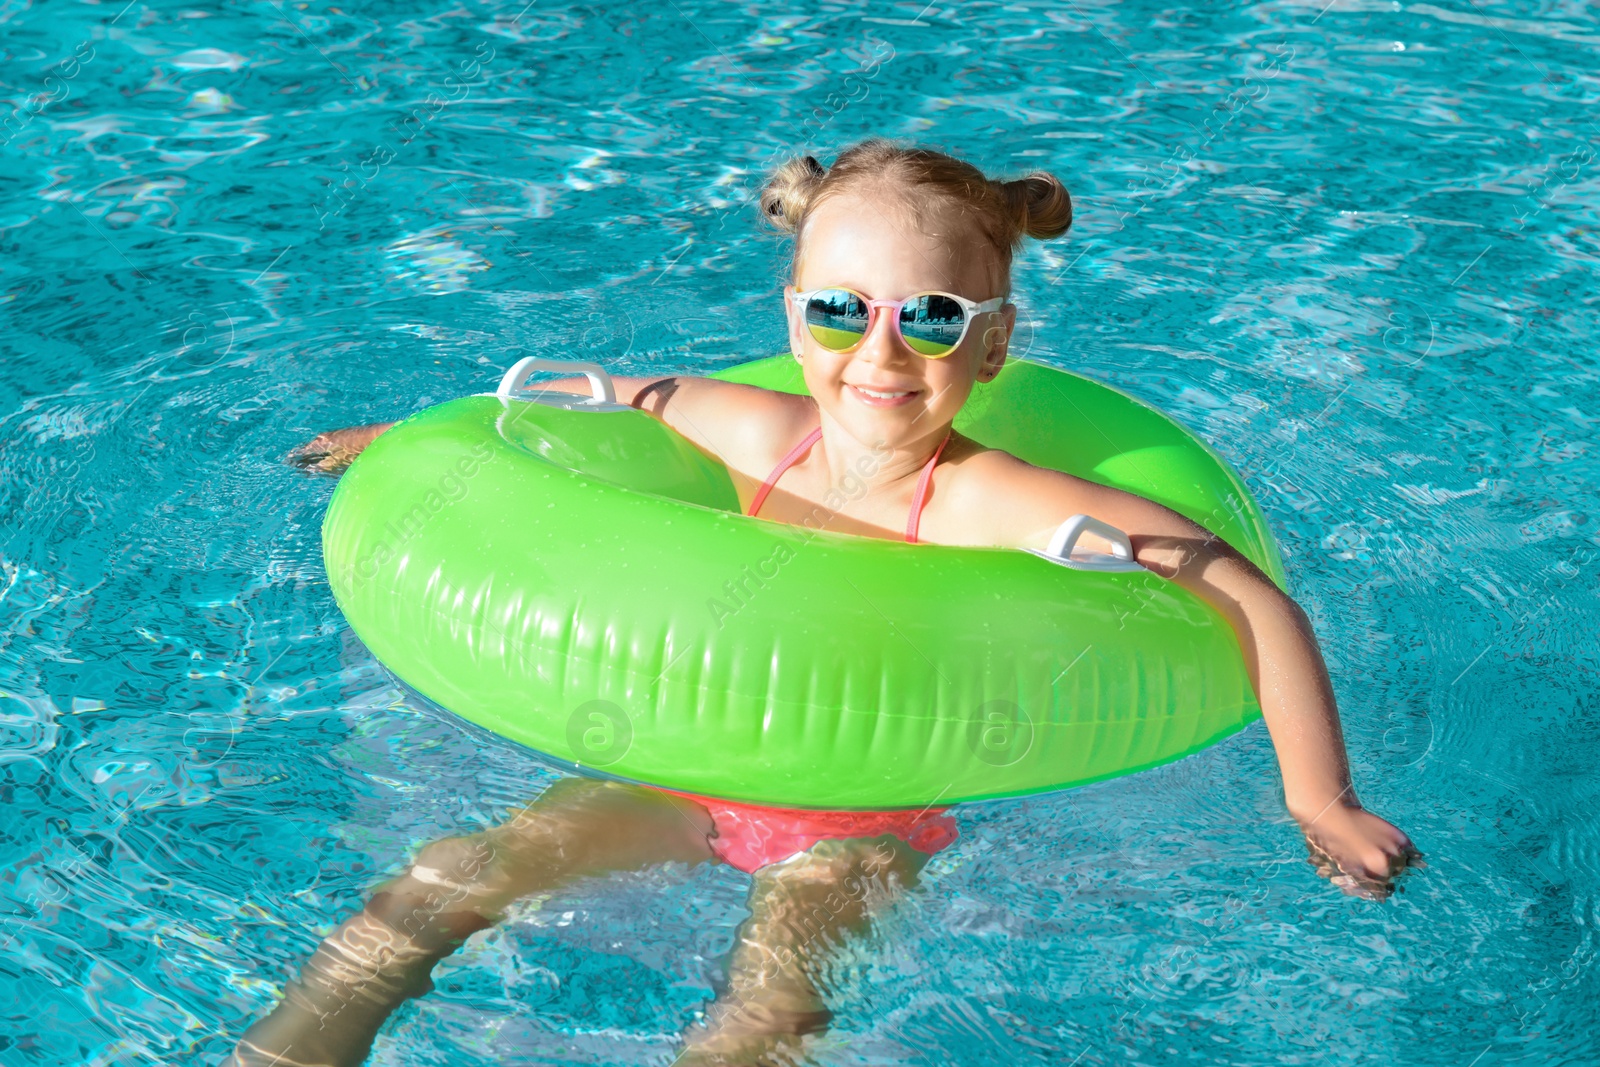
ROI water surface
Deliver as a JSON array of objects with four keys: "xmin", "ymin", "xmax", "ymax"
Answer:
[{"xmin": 1, "ymin": 0, "xmax": 1597, "ymax": 1063}]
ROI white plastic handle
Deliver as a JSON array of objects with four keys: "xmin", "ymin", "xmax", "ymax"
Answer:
[
  {"xmin": 1049, "ymin": 514, "xmax": 1133, "ymax": 562},
  {"xmin": 496, "ymin": 356, "xmax": 618, "ymax": 405},
  {"xmin": 1026, "ymin": 514, "xmax": 1144, "ymax": 572}
]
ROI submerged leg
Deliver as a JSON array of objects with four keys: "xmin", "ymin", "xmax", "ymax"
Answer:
[
  {"xmin": 226, "ymin": 778, "xmax": 714, "ymax": 1067},
  {"xmin": 676, "ymin": 834, "xmax": 930, "ymax": 1066}
]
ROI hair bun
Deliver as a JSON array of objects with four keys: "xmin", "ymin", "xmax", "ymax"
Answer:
[
  {"xmin": 999, "ymin": 173, "xmax": 1073, "ymax": 240},
  {"xmin": 759, "ymin": 155, "xmax": 827, "ymax": 233},
  {"xmin": 756, "ymin": 141, "xmax": 1072, "ymax": 285}
]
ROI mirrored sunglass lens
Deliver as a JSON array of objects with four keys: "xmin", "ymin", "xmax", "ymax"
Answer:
[
  {"xmin": 898, "ymin": 294, "xmax": 966, "ymax": 357},
  {"xmin": 804, "ymin": 289, "xmax": 870, "ymax": 351}
]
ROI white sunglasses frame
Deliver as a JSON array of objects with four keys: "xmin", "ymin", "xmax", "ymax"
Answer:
[{"xmin": 788, "ymin": 286, "xmax": 1007, "ymax": 358}]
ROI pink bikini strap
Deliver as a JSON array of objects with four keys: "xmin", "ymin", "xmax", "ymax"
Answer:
[
  {"xmin": 747, "ymin": 426, "xmax": 823, "ymax": 518},
  {"xmin": 905, "ymin": 430, "xmax": 952, "ymax": 545},
  {"xmin": 748, "ymin": 424, "xmax": 950, "ymax": 543}
]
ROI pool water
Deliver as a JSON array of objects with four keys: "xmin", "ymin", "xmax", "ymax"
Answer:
[{"xmin": 2, "ymin": 1, "xmax": 1597, "ymax": 1064}]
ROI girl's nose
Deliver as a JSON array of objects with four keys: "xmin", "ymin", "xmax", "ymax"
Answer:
[{"xmin": 857, "ymin": 307, "xmax": 909, "ymax": 365}]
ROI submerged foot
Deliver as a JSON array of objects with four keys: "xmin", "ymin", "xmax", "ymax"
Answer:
[{"xmin": 674, "ymin": 1000, "xmax": 832, "ymax": 1066}]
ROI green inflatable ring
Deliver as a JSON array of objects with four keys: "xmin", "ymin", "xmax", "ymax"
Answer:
[{"xmin": 323, "ymin": 354, "xmax": 1284, "ymax": 809}]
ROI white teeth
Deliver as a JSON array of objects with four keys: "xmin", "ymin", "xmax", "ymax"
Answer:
[{"xmin": 855, "ymin": 386, "xmax": 912, "ymax": 398}]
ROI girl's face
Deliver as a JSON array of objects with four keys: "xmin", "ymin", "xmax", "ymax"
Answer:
[{"xmin": 784, "ymin": 190, "xmax": 1015, "ymax": 449}]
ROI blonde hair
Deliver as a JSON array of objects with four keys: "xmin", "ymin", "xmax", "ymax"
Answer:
[{"xmin": 759, "ymin": 139, "xmax": 1072, "ymax": 286}]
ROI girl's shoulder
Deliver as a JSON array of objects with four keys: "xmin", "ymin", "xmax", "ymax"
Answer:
[
  {"xmin": 639, "ymin": 374, "xmax": 816, "ymax": 476},
  {"xmin": 940, "ymin": 442, "xmax": 1206, "ymax": 553},
  {"xmin": 936, "ymin": 438, "xmax": 1117, "ymax": 549}
]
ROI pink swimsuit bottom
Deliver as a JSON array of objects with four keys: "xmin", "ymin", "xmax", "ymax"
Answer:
[
  {"xmin": 647, "ymin": 423, "xmax": 960, "ymax": 874},
  {"xmin": 658, "ymin": 788, "xmax": 960, "ymax": 873}
]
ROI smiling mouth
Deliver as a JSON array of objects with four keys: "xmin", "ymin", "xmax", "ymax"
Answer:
[{"xmin": 847, "ymin": 383, "xmax": 921, "ymax": 408}]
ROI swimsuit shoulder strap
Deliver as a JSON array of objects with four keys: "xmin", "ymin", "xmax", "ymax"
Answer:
[
  {"xmin": 905, "ymin": 430, "xmax": 953, "ymax": 545},
  {"xmin": 747, "ymin": 425, "xmax": 823, "ymax": 519},
  {"xmin": 749, "ymin": 425, "xmax": 950, "ymax": 540}
]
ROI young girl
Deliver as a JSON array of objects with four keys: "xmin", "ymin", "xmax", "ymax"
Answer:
[{"xmin": 235, "ymin": 140, "xmax": 1419, "ymax": 1067}]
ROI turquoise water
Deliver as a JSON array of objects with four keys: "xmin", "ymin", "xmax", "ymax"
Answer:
[{"xmin": 2, "ymin": 0, "xmax": 1597, "ymax": 1063}]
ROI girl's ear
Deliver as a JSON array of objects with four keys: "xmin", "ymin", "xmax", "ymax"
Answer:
[{"xmin": 978, "ymin": 302, "xmax": 1016, "ymax": 381}]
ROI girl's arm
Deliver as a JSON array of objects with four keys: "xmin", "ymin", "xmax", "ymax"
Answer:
[
  {"xmin": 285, "ymin": 376, "xmax": 683, "ymax": 474},
  {"xmin": 1068, "ymin": 481, "xmax": 1420, "ymax": 899}
]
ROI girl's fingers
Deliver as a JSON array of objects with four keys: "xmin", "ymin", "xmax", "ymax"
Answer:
[
  {"xmin": 289, "ymin": 427, "xmax": 385, "ymax": 472},
  {"xmin": 1302, "ymin": 830, "xmax": 1422, "ymax": 901},
  {"xmin": 287, "ymin": 433, "xmax": 361, "ymax": 473},
  {"xmin": 286, "ymin": 437, "xmax": 332, "ymax": 463}
]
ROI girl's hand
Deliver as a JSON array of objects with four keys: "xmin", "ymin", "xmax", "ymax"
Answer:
[
  {"xmin": 286, "ymin": 422, "xmax": 395, "ymax": 474},
  {"xmin": 1296, "ymin": 802, "xmax": 1423, "ymax": 901}
]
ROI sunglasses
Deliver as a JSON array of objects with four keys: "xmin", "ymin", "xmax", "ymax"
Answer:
[{"xmin": 789, "ymin": 286, "xmax": 1006, "ymax": 358}]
